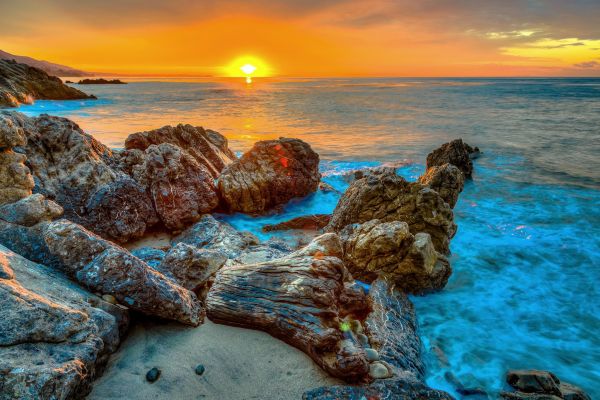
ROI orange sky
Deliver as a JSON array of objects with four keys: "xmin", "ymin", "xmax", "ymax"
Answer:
[{"xmin": 1, "ymin": 0, "xmax": 599, "ymax": 77}]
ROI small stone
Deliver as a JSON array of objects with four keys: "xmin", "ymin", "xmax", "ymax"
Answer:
[
  {"xmin": 357, "ymin": 333, "xmax": 369, "ymax": 347},
  {"xmin": 195, "ymin": 364, "xmax": 205, "ymax": 376},
  {"xmin": 369, "ymin": 362, "xmax": 392, "ymax": 379},
  {"xmin": 364, "ymin": 348, "xmax": 379, "ymax": 362},
  {"xmin": 102, "ymin": 294, "xmax": 117, "ymax": 304},
  {"xmin": 146, "ymin": 367, "xmax": 161, "ymax": 383}
]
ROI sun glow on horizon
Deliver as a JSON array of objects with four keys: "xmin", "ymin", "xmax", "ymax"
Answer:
[{"xmin": 222, "ymin": 55, "xmax": 272, "ymax": 78}]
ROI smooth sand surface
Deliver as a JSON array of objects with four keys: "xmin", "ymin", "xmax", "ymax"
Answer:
[{"xmin": 88, "ymin": 319, "xmax": 341, "ymax": 400}]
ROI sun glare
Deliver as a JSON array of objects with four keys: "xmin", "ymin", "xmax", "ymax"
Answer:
[
  {"xmin": 222, "ymin": 55, "xmax": 272, "ymax": 79},
  {"xmin": 241, "ymin": 64, "xmax": 256, "ymax": 75}
]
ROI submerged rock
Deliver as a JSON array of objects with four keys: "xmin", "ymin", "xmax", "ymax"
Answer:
[
  {"xmin": 0, "ymin": 59, "xmax": 94, "ymax": 108},
  {"xmin": 327, "ymin": 171, "xmax": 456, "ymax": 254},
  {"xmin": 218, "ymin": 137, "xmax": 320, "ymax": 214},
  {"xmin": 0, "ymin": 244, "xmax": 127, "ymax": 400},
  {"xmin": 418, "ymin": 163, "xmax": 465, "ymax": 208},
  {"xmin": 502, "ymin": 370, "xmax": 590, "ymax": 400},
  {"xmin": 124, "ymin": 123, "xmax": 236, "ymax": 178},
  {"xmin": 426, "ymin": 138, "xmax": 476, "ymax": 178},
  {"xmin": 145, "ymin": 367, "xmax": 161, "ymax": 383},
  {"xmin": 262, "ymin": 214, "xmax": 331, "ymax": 232}
]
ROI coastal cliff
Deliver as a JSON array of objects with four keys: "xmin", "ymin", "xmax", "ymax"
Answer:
[{"xmin": 0, "ymin": 59, "xmax": 95, "ymax": 108}]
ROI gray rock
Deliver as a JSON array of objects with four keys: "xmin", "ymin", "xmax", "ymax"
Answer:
[
  {"xmin": 369, "ymin": 362, "xmax": 393, "ymax": 379},
  {"xmin": 506, "ymin": 370, "xmax": 562, "ymax": 396},
  {"xmin": 364, "ymin": 348, "xmax": 379, "ymax": 362},
  {"xmin": 0, "ymin": 193, "xmax": 63, "ymax": 226},
  {"xmin": 130, "ymin": 247, "xmax": 166, "ymax": 268},
  {"xmin": 195, "ymin": 364, "xmax": 206, "ymax": 376},
  {"xmin": 146, "ymin": 367, "xmax": 161, "ymax": 383},
  {"xmin": 0, "ymin": 149, "xmax": 34, "ymax": 206}
]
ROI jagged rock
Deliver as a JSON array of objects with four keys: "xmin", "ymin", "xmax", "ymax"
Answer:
[
  {"xmin": 0, "ymin": 193, "xmax": 63, "ymax": 226},
  {"xmin": 262, "ymin": 214, "xmax": 331, "ymax": 232},
  {"xmin": 124, "ymin": 124, "xmax": 236, "ymax": 178},
  {"xmin": 0, "ymin": 59, "xmax": 94, "ymax": 108},
  {"xmin": 0, "ymin": 114, "xmax": 26, "ymax": 148},
  {"xmin": 218, "ymin": 137, "xmax": 320, "ymax": 214},
  {"xmin": 4, "ymin": 112, "xmax": 156, "ymax": 242},
  {"xmin": 130, "ymin": 247, "xmax": 166, "ymax": 268},
  {"xmin": 418, "ymin": 163, "xmax": 465, "ymax": 208},
  {"xmin": 288, "ymin": 232, "xmax": 344, "ymax": 259},
  {"xmin": 173, "ymin": 214, "xmax": 291, "ymax": 264},
  {"xmin": 154, "ymin": 242, "xmax": 227, "ymax": 294},
  {"xmin": 128, "ymin": 143, "xmax": 219, "ymax": 231},
  {"xmin": 83, "ymin": 177, "xmax": 159, "ymax": 243},
  {"xmin": 0, "ymin": 149, "xmax": 34, "ymax": 205},
  {"xmin": 0, "ymin": 244, "xmax": 128, "ymax": 400},
  {"xmin": 206, "ymin": 252, "xmax": 372, "ymax": 382},
  {"xmin": 327, "ymin": 171, "xmax": 456, "ymax": 254},
  {"xmin": 0, "ymin": 218, "xmax": 203, "ymax": 326},
  {"xmin": 502, "ymin": 370, "xmax": 591, "ymax": 400},
  {"xmin": 426, "ymin": 138, "xmax": 476, "ymax": 178},
  {"xmin": 304, "ymin": 279, "xmax": 453, "ymax": 399}
]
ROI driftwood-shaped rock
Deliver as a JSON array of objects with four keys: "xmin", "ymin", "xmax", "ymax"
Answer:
[
  {"xmin": 218, "ymin": 137, "xmax": 320, "ymax": 214},
  {"xmin": 124, "ymin": 124, "xmax": 236, "ymax": 178},
  {"xmin": 426, "ymin": 138, "xmax": 477, "ymax": 178},
  {"xmin": 206, "ymin": 255, "xmax": 373, "ymax": 382},
  {"xmin": 0, "ymin": 244, "xmax": 127, "ymax": 400},
  {"xmin": 262, "ymin": 214, "xmax": 331, "ymax": 232},
  {"xmin": 419, "ymin": 163, "xmax": 465, "ymax": 208},
  {"xmin": 327, "ymin": 171, "xmax": 456, "ymax": 254}
]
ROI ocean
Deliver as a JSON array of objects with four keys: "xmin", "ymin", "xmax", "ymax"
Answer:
[{"xmin": 14, "ymin": 77, "xmax": 600, "ymax": 398}]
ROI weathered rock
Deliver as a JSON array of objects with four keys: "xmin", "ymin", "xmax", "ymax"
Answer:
[
  {"xmin": 4, "ymin": 112, "xmax": 156, "ymax": 242},
  {"xmin": 218, "ymin": 137, "xmax": 320, "ymax": 214},
  {"xmin": 206, "ymin": 254, "xmax": 372, "ymax": 382},
  {"xmin": 154, "ymin": 242, "xmax": 227, "ymax": 293},
  {"xmin": 503, "ymin": 370, "xmax": 591, "ymax": 400},
  {"xmin": 262, "ymin": 214, "xmax": 331, "ymax": 232},
  {"xmin": 327, "ymin": 171, "xmax": 456, "ymax": 254},
  {"xmin": 0, "ymin": 218, "xmax": 203, "ymax": 326},
  {"xmin": 0, "ymin": 59, "xmax": 94, "ymax": 108},
  {"xmin": 418, "ymin": 163, "xmax": 465, "ymax": 208},
  {"xmin": 0, "ymin": 244, "xmax": 127, "ymax": 400},
  {"xmin": 0, "ymin": 114, "xmax": 26, "ymax": 148},
  {"xmin": 288, "ymin": 232, "xmax": 344, "ymax": 259},
  {"xmin": 559, "ymin": 382, "xmax": 592, "ymax": 400},
  {"xmin": 173, "ymin": 214, "xmax": 291, "ymax": 264},
  {"xmin": 0, "ymin": 193, "xmax": 63, "ymax": 227},
  {"xmin": 426, "ymin": 138, "xmax": 475, "ymax": 178},
  {"xmin": 130, "ymin": 247, "xmax": 166, "ymax": 268},
  {"xmin": 124, "ymin": 124, "xmax": 236, "ymax": 178},
  {"xmin": 0, "ymin": 149, "xmax": 34, "ymax": 205},
  {"xmin": 500, "ymin": 392, "xmax": 562, "ymax": 400},
  {"xmin": 128, "ymin": 143, "xmax": 219, "ymax": 231}
]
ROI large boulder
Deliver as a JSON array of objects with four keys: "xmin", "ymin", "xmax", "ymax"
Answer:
[
  {"xmin": 0, "ymin": 193, "xmax": 63, "ymax": 226},
  {"xmin": 418, "ymin": 163, "xmax": 465, "ymax": 208},
  {"xmin": 0, "ymin": 114, "xmax": 26, "ymax": 148},
  {"xmin": 0, "ymin": 218, "xmax": 203, "ymax": 326},
  {"xmin": 0, "ymin": 244, "xmax": 128, "ymax": 400},
  {"xmin": 0, "ymin": 149, "xmax": 34, "ymax": 206},
  {"xmin": 125, "ymin": 143, "xmax": 219, "ymax": 231},
  {"xmin": 4, "ymin": 112, "xmax": 157, "ymax": 242},
  {"xmin": 501, "ymin": 370, "xmax": 591, "ymax": 400},
  {"xmin": 426, "ymin": 138, "xmax": 477, "ymax": 178},
  {"xmin": 218, "ymin": 137, "xmax": 320, "ymax": 214},
  {"xmin": 124, "ymin": 124, "xmax": 236, "ymax": 178},
  {"xmin": 327, "ymin": 171, "xmax": 456, "ymax": 254},
  {"xmin": 0, "ymin": 59, "xmax": 94, "ymax": 108}
]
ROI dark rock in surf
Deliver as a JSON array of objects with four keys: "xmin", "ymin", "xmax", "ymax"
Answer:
[
  {"xmin": 262, "ymin": 214, "xmax": 331, "ymax": 232},
  {"xmin": 426, "ymin": 138, "xmax": 477, "ymax": 178},
  {"xmin": 218, "ymin": 137, "xmax": 320, "ymax": 214},
  {"xmin": 501, "ymin": 370, "xmax": 590, "ymax": 400},
  {"xmin": 146, "ymin": 367, "xmax": 161, "ymax": 383}
]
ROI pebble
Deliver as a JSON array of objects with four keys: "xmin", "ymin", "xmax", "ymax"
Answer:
[
  {"xmin": 369, "ymin": 362, "xmax": 392, "ymax": 379},
  {"xmin": 365, "ymin": 348, "xmax": 379, "ymax": 362},
  {"xmin": 101, "ymin": 294, "xmax": 117, "ymax": 304},
  {"xmin": 195, "ymin": 364, "xmax": 205, "ymax": 376},
  {"xmin": 357, "ymin": 333, "xmax": 369, "ymax": 347},
  {"xmin": 146, "ymin": 367, "xmax": 161, "ymax": 383}
]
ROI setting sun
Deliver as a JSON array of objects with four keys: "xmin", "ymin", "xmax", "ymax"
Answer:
[{"xmin": 222, "ymin": 55, "xmax": 272, "ymax": 78}]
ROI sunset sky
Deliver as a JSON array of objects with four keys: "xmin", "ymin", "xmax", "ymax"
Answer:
[{"xmin": 1, "ymin": 0, "xmax": 599, "ymax": 77}]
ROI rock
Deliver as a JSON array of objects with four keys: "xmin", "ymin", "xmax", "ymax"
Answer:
[
  {"xmin": 146, "ymin": 367, "xmax": 161, "ymax": 383},
  {"xmin": 173, "ymin": 214, "xmax": 291, "ymax": 264},
  {"xmin": 77, "ymin": 78, "xmax": 126, "ymax": 84},
  {"xmin": 506, "ymin": 370, "xmax": 562, "ymax": 396},
  {"xmin": 318, "ymin": 182, "xmax": 338, "ymax": 193},
  {"xmin": 124, "ymin": 124, "xmax": 236, "ymax": 178},
  {"xmin": 500, "ymin": 392, "xmax": 562, "ymax": 400},
  {"xmin": 0, "ymin": 149, "xmax": 34, "ymax": 205},
  {"xmin": 4, "ymin": 112, "xmax": 156, "ymax": 242},
  {"xmin": 218, "ymin": 137, "xmax": 320, "ymax": 214},
  {"xmin": 0, "ymin": 218, "xmax": 203, "ymax": 326},
  {"xmin": 288, "ymin": 232, "xmax": 344, "ymax": 259},
  {"xmin": 365, "ymin": 348, "xmax": 379, "ymax": 362},
  {"xmin": 262, "ymin": 214, "xmax": 331, "ymax": 232},
  {"xmin": 0, "ymin": 114, "xmax": 26, "ymax": 148},
  {"xmin": 418, "ymin": 163, "xmax": 465, "ymax": 208},
  {"xmin": 130, "ymin": 247, "xmax": 166, "ymax": 268},
  {"xmin": 369, "ymin": 362, "xmax": 393, "ymax": 379},
  {"xmin": 195, "ymin": 364, "xmax": 206, "ymax": 376},
  {"xmin": 426, "ymin": 138, "xmax": 476, "ymax": 178},
  {"xmin": 0, "ymin": 244, "xmax": 128, "ymax": 400},
  {"xmin": 154, "ymin": 242, "xmax": 227, "ymax": 293},
  {"xmin": 0, "ymin": 193, "xmax": 63, "ymax": 226},
  {"xmin": 101, "ymin": 294, "xmax": 117, "ymax": 305},
  {"xmin": 83, "ymin": 177, "xmax": 159, "ymax": 243},
  {"xmin": 327, "ymin": 170, "xmax": 456, "ymax": 254},
  {"xmin": 0, "ymin": 59, "xmax": 94, "ymax": 108},
  {"xmin": 128, "ymin": 143, "xmax": 219, "ymax": 231},
  {"xmin": 206, "ymin": 253, "xmax": 372, "ymax": 382},
  {"xmin": 559, "ymin": 383, "xmax": 592, "ymax": 400}
]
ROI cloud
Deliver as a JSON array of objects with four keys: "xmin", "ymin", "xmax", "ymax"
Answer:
[{"xmin": 574, "ymin": 60, "xmax": 600, "ymax": 68}]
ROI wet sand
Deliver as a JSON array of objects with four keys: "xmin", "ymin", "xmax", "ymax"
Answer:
[{"xmin": 88, "ymin": 319, "xmax": 341, "ymax": 400}]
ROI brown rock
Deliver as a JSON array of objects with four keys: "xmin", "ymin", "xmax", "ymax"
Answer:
[
  {"xmin": 0, "ymin": 193, "xmax": 63, "ymax": 226},
  {"xmin": 262, "ymin": 214, "xmax": 331, "ymax": 232},
  {"xmin": 418, "ymin": 163, "xmax": 465, "ymax": 208},
  {"xmin": 0, "ymin": 114, "xmax": 26, "ymax": 148},
  {"xmin": 327, "ymin": 171, "xmax": 456, "ymax": 254},
  {"xmin": 426, "ymin": 138, "xmax": 476, "ymax": 178},
  {"xmin": 0, "ymin": 149, "xmax": 34, "ymax": 205},
  {"xmin": 218, "ymin": 137, "xmax": 320, "ymax": 214}
]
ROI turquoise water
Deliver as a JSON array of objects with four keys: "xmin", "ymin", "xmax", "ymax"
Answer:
[{"xmin": 11, "ymin": 78, "xmax": 600, "ymax": 397}]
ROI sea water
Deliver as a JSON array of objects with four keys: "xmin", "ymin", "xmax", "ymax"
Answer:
[{"xmin": 13, "ymin": 78, "xmax": 600, "ymax": 398}]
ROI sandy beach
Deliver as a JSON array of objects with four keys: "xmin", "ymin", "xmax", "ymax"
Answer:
[{"xmin": 88, "ymin": 319, "xmax": 341, "ymax": 400}]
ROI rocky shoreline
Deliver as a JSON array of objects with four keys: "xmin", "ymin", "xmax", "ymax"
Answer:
[{"xmin": 0, "ymin": 110, "xmax": 591, "ymax": 400}]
